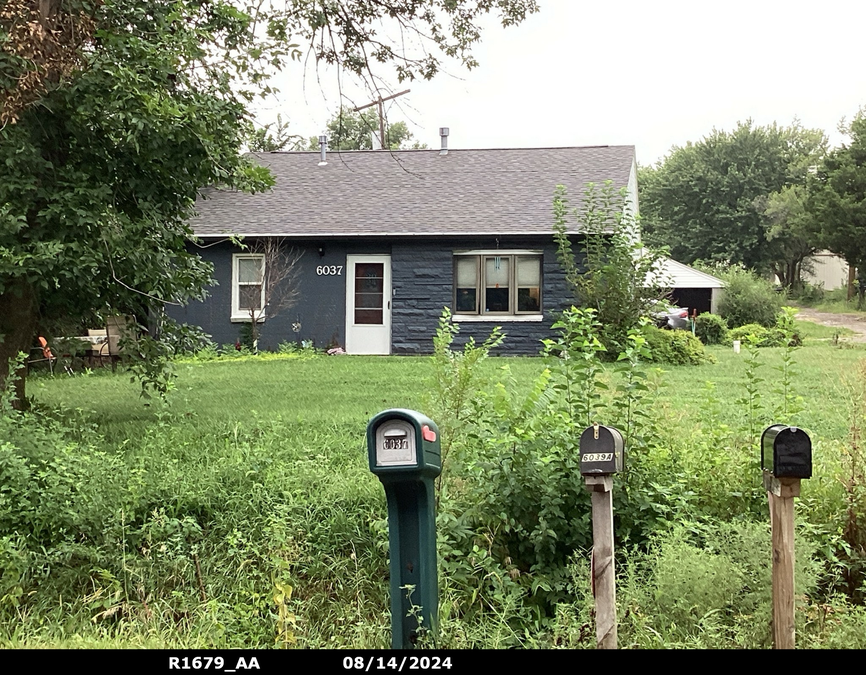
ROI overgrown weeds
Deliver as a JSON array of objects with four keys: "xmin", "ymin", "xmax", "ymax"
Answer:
[{"xmin": 837, "ymin": 360, "xmax": 866, "ymax": 602}]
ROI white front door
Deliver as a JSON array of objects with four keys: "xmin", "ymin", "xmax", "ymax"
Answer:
[{"xmin": 345, "ymin": 255, "xmax": 391, "ymax": 355}]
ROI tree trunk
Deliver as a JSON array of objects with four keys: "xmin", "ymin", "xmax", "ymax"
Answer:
[
  {"xmin": 772, "ymin": 261, "xmax": 796, "ymax": 290},
  {"xmin": 0, "ymin": 277, "xmax": 38, "ymax": 409},
  {"xmin": 857, "ymin": 270, "xmax": 866, "ymax": 309}
]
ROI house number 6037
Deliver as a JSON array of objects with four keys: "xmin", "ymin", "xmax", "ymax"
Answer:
[{"xmin": 316, "ymin": 265, "xmax": 343, "ymax": 276}]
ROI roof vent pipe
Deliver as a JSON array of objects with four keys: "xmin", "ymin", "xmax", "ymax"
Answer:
[
  {"xmin": 318, "ymin": 134, "xmax": 328, "ymax": 166},
  {"xmin": 439, "ymin": 127, "xmax": 449, "ymax": 155}
]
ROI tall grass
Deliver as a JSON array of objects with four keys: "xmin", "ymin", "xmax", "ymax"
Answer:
[{"xmin": 793, "ymin": 286, "xmax": 866, "ymax": 315}]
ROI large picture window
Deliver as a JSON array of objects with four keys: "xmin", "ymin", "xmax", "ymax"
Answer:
[
  {"xmin": 453, "ymin": 252, "xmax": 542, "ymax": 317},
  {"xmin": 231, "ymin": 254, "xmax": 266, "ymax": 322}
]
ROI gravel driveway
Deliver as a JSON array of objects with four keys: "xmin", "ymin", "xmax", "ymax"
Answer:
[{"xmin": 796, "ymin": 307, "xmax": 866, "ymax": 343}]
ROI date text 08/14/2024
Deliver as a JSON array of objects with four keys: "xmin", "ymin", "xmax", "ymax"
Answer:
[
  {"xmin": 344, "ymin": 656, "xmax": 453, "ymax": 671},
  {"xmin": 167, "ymin": 656, "xmax": 453, "ymax": 672}
]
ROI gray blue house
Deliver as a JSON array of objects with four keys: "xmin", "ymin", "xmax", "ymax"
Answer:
[{"xmin": 168, "ymin": 143, "xmax": 639, "ymax": 354}]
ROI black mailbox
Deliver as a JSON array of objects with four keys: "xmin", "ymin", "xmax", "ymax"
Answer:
[
  {"xmin": 761, "ymin": 424, "xmax": 812, "ymax": 479},
  {"xmin": 579, "ymin": 424, "xmax": 625, "ymax": 476}
]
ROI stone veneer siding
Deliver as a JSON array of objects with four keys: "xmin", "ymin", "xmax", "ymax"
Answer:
[
  {"xmin": 390, "ymin": 237, "xmax": 578, "ymax": 355},
  {"xmin": 169, "ymin": 236, "xmax": 583, "ymax": 355}
]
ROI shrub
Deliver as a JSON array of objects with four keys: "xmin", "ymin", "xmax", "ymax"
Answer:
[
  {"xmin": 277, "ymin": 340, "xmax": 320, "ymax": 358},
  {"xmin": 437, "ymin": 309, "xmax": 670, "ymax": 613},
  {"xmin": 618, "ymin": 521, "xmax": 819, "ymax": 647},
  {"xmin": 694, "ymin": 313, "xmax": 729, "ymax": 345},
  {"xmin": 0, "ymin": 404, "xmax": 130, "ymax": 613},
  {"xmin": 775, "ymin": 306, "xmax": 803, "ymax": 347},
  {"xmin": 425, "ymin": 307, "xmax": 504, "ymax": 494},
  {"xmin": 728, "ymin": 316, "xmax": 802, "ymax": 348},
  {"xmin": 791, "ymin": 281, "xmax": 825, "ymax": 305},
  {"xmin": 238, "ymin": 323, "xmax": 255, "ymax": 351},
  {"xmin": 716, "ymin": 265, "xmax": 782, "ymax": 328},
  {"xmin": 645, "ymin": 530, "xmax": 747, "ymax": 634},
  {"xmin": 728, "ymin": 323, "xmax": 777, "ymax": 347},
  {"xmin": 643, "ymin": 326, "xmax": 715, "ymax": 365}
]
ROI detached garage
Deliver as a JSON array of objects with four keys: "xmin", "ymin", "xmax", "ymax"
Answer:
[{"xmin": 657, "ymin": 258, "xmax": 725, "ymax": 315}]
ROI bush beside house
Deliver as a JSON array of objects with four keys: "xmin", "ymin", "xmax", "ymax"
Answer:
[{"xmin": 715, "ymin": 265, "xmax": 782, "ymax": 328}]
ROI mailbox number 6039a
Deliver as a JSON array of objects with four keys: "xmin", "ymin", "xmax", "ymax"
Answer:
[
  {"xmin": 316, "ymin": 265, "xmax": 343, "ymax": 276},
  {"xmin": 583, "ymin": 453, "xmax": 613, "ymax": 462}
]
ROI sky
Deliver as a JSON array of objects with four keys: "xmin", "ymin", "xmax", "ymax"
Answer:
[{"xmin": 253, "ymin": 0, "xmax": 866, "ymax": 165}]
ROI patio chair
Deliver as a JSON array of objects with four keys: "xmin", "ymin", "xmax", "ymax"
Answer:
[
  {"xmin": 28, "ymin": 336, "xmax": 57, "ymax": 375},
  {"xmin": 91, "ymin": 316, "xmax": 133, "ymax": 370}
]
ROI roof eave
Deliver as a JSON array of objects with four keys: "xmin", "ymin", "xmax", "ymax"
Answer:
[{"xmin": 190, "ymin": 230, "xmax": 589, "ymax": 238}]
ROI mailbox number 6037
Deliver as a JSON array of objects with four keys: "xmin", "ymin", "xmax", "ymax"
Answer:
[{"xmin": 316, "ymin": 265, "xmax": 343, "ymax": 276}]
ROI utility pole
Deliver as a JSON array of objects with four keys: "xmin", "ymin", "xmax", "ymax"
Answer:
[{"xmin": 353, "ymin": 89, "xmax": 410, "ymax": 149}]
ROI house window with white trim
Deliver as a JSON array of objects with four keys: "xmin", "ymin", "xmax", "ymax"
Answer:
[
  {"xmin": 231, "ymin": 254, "xmax": 266, "ymax": 322},
  {"xmin": 453, "ymin": 252, "xmax": 542, "ymax": 318}
]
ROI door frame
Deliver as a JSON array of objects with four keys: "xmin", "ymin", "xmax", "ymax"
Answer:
[{"xmin": 345, "ymin": 254, "xmax": 392, "ymax": 355}]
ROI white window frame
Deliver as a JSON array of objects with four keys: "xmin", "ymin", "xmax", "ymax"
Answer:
[
  {"xmin": 231, "ymin": 253, "xmax": 267, "ymax": 322},
  {"xmin": 453, "ymin": 250, "xmax": 543, "ymax": 322}
]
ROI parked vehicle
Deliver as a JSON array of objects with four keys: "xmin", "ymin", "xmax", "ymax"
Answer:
[{"xmin": 650, "ymin": 302, "xmax": 690, "ymax": 330}]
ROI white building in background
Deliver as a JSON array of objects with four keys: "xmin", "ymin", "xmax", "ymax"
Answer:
[{"xmin": 804, "ymin": 251, "xmax": 849, "ymax": 291}]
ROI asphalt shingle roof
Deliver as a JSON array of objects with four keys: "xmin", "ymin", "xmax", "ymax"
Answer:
[{"xmin": 191, "ymin": 145, "xmax": 636, "ymax": 237}]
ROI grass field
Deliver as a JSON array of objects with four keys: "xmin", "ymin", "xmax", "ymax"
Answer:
[
  {"xmin": 30, "ymin": 319, "xmax": 863, "ymax": 444},
  {"xmin": 4, "ymin": 319, "xmax": 866, "ymax": 649}
]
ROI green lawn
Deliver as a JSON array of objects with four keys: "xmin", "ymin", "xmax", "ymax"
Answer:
[{"xmin": 31, "ymin": 320, "xmax": 865, "ymax": 445}]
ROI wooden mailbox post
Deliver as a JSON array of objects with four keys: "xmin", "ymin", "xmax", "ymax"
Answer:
[
  {"xmin": 761, "ymin": 424, "xmax": 812, "ymax": 650},
  {"xmin": 580, "ymin": 423, "xmax": 624, "ymax": 650}
]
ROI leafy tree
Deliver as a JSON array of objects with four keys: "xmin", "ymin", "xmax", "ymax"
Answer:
[
  {"xmin": 247, "ymin": 114, "xmax": 304, "ymax": 152},
  {"xmin": 640, "ymin": 121, "xmax": 826, "ymax": 280},
  {"xmin": 808, "ymin": 111, "xmax": 866, "ymax": 306},
  {"xmin": 307, "ymin": 108, "xmax": 424, "ymax": 150},
  {"xmin": 755, "ymin": 185, "xmax": 818, "ymax": 289},
  {"xmin": 0, "ymin": 1, "xmax": 289, "ymax": 404},
  {"xmin": 285, "ymin": 0, "xmax": 539, "ymax": 82},
  {"xmin": 0, "ymin": 0, "xmax": 536, "ymax": 403},
  {"xmin": 553, "ymin": 182, "xmax": 668, "ymax": 356}
]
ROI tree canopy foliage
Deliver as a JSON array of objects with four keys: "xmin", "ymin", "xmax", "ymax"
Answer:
[
  {"xmin": 308, "ymin": 107, "xmax": 423, "ymax": 150},
  {"xmin": 808, "ymin": 111, "xmax": 866, "ymax": 300},
  {"xmin": 756, "ymin": 185, "xmax": 818, "ymax": 289},
  {"xmin": 639, "ymin": 121, "xmax": 826, "ymax": 283},
  {"xmin": 0, "ymin": 0, "xmax": 537, "ymax": 401},
  {"xmin": 247, "ymin": 114, "xmax": 305, "ymax": 152}
]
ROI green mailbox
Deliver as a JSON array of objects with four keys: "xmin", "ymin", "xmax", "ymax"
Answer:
[{"xmin": 367, "ymin": 409, "xmax": 441, "ymax": 649}]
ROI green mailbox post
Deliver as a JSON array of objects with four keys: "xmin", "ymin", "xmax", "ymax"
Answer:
[{"xmin": 367, "ymin": 409, "xmax": 441, "ymax": 649}]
